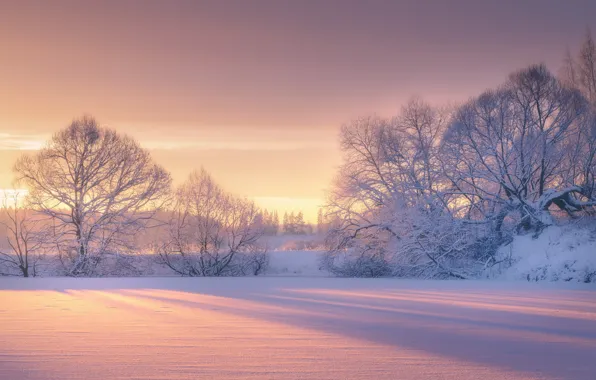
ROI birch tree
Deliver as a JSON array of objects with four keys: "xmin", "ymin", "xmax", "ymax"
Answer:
[
  {"xmin": 14, "ymin": 116, "xmax": 172, "ymax": 276},
  {"xmin": 0, "ymin": 192, "xmax": 45, "ymax": 277}
]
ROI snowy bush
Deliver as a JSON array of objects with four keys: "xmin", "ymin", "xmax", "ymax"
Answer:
[{"xmin": 320, "ymin": 242, "xmax": 392, "ymax": 278}]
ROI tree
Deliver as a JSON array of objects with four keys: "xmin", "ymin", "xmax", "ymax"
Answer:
[
  {"xmin": 272, "ymin": 210, "xmax": 280, "ymax": 235},
  {"xmin": 562, "ymin": 30, "xmax": 596, "ymax": 105},
  {"xmin": 0, "ymin": 192, "xmax": 46, "ymax": 277},
  {"xmin": 14, "ymin": 116, "xmax": 172, "ymax": 276},
  {"xmin": 317, "ymin": 208, "xmax": 325, "ymax": 234},
  {"xmin": 323, "ymin": 100, "xmax": 454, "ymax": 277},
  {"xmin": 283, "ymin": 211, "xmax": 295, "ymax": 234},
  {"xmin": 282, "ymin": 212, "xmax": 290, "ymax": 234},
  {"xmin": 295, "ymin": 212, "xmax": 307, "ymax": 234},
  {"xmin": 560, "ymin": 31, "xmax": 596, "ymax": 200},
  {"xmin": 323, "ymin": 68, "xmax": 596, "ymax": 279},
  {"xmin": 158, "ymin": 169, "xmax": 267, "ymax": 276},
  {"xmin": 442, "ymin": 64, "xmax": 591, "ymax": 234},
  {"xmin": 281, "ymin": 211, "xmax": 308, "ymax": 234},
  {"xmin": 260, "ymin": 209, "xmax": 280, "ymax": 235}
]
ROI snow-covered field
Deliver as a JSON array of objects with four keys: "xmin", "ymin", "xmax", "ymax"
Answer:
[
  {"xmin": 1, "ymin": 278, "xmax": 595, "ymax": 380},
  {"xmin": 267, "ymin": 250, "xmax": 328, "ymax": 276}
]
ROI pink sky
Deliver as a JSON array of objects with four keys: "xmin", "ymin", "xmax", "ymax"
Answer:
[{"xmin": 1, "ymin": 0, "xmax": 594, "ymax": 220}]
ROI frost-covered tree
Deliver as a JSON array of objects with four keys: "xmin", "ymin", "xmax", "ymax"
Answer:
[
  {"xmin": 0, "ymin": 192, "xmax": 46, "ymax": 277},
  {"xmin": 260, "ymin": 209, "xmax": 280, "ymax": 235},
  {"xmin": 14, "ymin": 116, "xmax": 172, "ymax": 276},
  {"xmin": 324, "ymin": 99, "xmax": 458, "ymax": 277},
  {"xmin": 282, "ymin": 211, "xmax": 308, "ymax": 234},
  {"xmin": 442, "ymin": 64, "xmax": 592, "ymax": 234},
  {"xmin": 324, "ymin": 66, "xmax": 596, "ymax": 278},
  {"xmin": 158, "ymin": 169, "xmax": 267, "ymax": 276}
]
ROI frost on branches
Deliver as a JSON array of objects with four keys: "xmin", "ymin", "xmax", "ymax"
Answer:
[
  {"xmin": 157, "ymin": 169, "xmax": 268, "ymax": 277},
  {"xmin": 13, "ymin": 116, "xmax": 171, "ymax": 276},
  {"xmin": 323, "ymin": 64, "xmax": 596, "ymax": 279}
]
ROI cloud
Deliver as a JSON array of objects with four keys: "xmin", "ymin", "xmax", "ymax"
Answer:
[
  {"xmin": 125, "ymin": 126, "xmax": 338, "ymax": 152},
  {"xmin": 0, "ymin": 133, "xmax": 46, "ymax": 150},
  {"xmin": 0, "ymin": 129, "xmax": 337, "ymax": 152}
]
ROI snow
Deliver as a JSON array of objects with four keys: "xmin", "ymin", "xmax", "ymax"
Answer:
[
  {"xmin": 261, "ymin": 234, "xmax": 326, "ymax": 251},
  {"xmin": 491, "ymin": 225, "xmax": 596, "ymax": 282},
  {"xmin": 267, "ymin": 250, "xmax": 328, "ymax": 276},
  {"xmin": 1, "ymin": 277, "xmax": 595, "ymax": 379},
  {"xmin": 0, "ymin": 250, "xmax": 327, "ymax": 278}
]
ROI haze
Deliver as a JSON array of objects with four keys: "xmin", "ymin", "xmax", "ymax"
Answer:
[{"xmin": 1, "ymin": 0, "xmax": 595, "ymax": 221}]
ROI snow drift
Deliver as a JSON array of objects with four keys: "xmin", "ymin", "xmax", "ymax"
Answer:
[{"xmin": 491, "ymin": 224, "xmax": 596, "ymax": 283}]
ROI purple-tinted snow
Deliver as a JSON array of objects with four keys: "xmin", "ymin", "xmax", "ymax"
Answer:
[{"xmin": 0, "ymin": 277, "xmax": 594, "ymax": 379}]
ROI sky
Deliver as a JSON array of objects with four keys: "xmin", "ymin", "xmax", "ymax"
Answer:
[{"xmin": 1, "ymin": 0, "xmax": 595, "ymax": 222}]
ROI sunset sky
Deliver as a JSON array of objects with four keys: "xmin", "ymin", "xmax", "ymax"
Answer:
[{"xmin": 1, "ymin": 0, "xmax": 595, "ymax": 221}]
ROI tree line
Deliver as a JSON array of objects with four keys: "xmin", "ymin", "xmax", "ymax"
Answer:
[
  {"xmin": 0, "ymin": 118, "xmax": 322, "ymax": 277},
  {"xmin": 0, "ymin": 117, "xmax": 313, "ymax": 277}
]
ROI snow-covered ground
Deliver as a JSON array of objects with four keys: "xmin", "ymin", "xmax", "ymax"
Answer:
[
  {"xmin": 267, "ymin": 250, "xmax": 328, "ymax": 276},
  {"xmin": 491, "ymin": 225, "xmax": 596, "ymax": 283},
  {"xmin": 1, "ymin": 278, "xmax": 595, "ymax": 380}
]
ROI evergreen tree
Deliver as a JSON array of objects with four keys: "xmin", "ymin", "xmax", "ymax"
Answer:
[{"xmin": 317, "ymin": 208, "xmax": 325, "ymax": 234}]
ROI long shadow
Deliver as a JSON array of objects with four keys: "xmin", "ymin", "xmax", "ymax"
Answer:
[
  {"xmin": 2, "ymin": 277, "xmax": 596, "ymax": 379},
  {"xmin": 123, "ymin": 288, "xmax": 596, "ymax": 342},
  {"xmin": 119, "ymin": 285, "xmax": 596, "ymax": 380}
]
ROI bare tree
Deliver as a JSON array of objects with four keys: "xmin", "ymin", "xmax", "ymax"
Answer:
[
  {"xmin": 324, "ymin": 67, "xmax": 596, "ymax": 279},
  {"xmin": 562, "ymin": 30, "xmax": 596, "ymax": 104},
  {"xmin": 323, "ymin": 99, "xmax": 456, "ymax": 277},
  {"xmin": 0, "ymin": 192, "xmax": 45, "ymax": 277},
  {"xmin": 14, "ymin": 116, "xmax": 172, "ymax": 276},
  {"xmin": 442, "ymin": 64, "xmax": 591, "ymax": 234},
  {"xmin": 158, "ymin": 169, "xmax": 266, "ymax": 276},
  {"xmin": 560, "ymin": 31, "xmax": 596, "ymax": 200}
]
